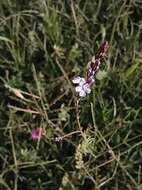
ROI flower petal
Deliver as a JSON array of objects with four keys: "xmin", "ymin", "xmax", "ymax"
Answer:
[
  {"xmin": 31, "ymin": 128, "xmax": 43, "ymax": 140},
  {"xmin": 79, "ymin": 90, "xmax": 86, "ymax": 97},
  {"xmin": 75, "ymin": 86, "xmax": 82, "ymax": 92},
  {"xmin": 86, "ymin": 88, "xmax": 91, "ymax": 94},
  {"xmin": 83, "ymin": 83, "xmax": 89, "ymax": 90},
  {"xmin": 91, "ymin": 78, "xmax": 95, "ymax": 83},
  {"xmin": 83, "ymin": 84, "xmax": 91, "ymax": 94},
  {"xmin": 72, "ymin": 76, "xmax": 81, "ymax": 84},
  {"xmin": 79, "ymin": 78, "xmax": 86, "ymax": 85}
]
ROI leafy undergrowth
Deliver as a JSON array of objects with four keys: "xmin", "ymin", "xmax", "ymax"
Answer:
[{"xmin": 0, "ymin": 0, "xmax": 142, "ymax": 189}]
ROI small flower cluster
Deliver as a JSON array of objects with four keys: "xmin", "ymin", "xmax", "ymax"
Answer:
[
  {"xmin": 72, "ymin": 77, "xmax": 94, "ymax": 97},
  {"xmin": 72, "ymin": 41, "xmax": 109, "ymax": 97}
]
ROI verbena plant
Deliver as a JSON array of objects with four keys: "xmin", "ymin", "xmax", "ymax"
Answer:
[{"xmin": 0, "ymin": 0, "xmax": 142, "ymax": 189}]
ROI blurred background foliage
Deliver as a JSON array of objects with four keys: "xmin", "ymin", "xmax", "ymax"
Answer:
[{"xmin": 0, "ymin": 0, "xmax": 142, "ymax": 189}]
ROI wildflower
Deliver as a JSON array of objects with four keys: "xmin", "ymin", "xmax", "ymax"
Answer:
[
  {"xmin": 72, "ymin": 76, "xmax": 94, "ymax": 97},
  {"xmin": 31, "ymin": 128, "xmax": 43, "ymax": 140},
  {"xmin": 72, "ymin": 41, "xmax": 109, "ymax": 97}
]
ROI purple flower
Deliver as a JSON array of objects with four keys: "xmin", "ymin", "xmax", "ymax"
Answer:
[
  {"xmin": 31, "ymin": 128, "xmax": 43, "ymax": 140},
  {"xmin": 72, "ymin": 76, "xmax": 94, "ymax": 97},
  {"xmin": 89, "ymin": 59, "xmax": 101, "ymax": 76},
  {"xmin": 72, "ymin": 41, "xmax": 109, "ymax": 98}
]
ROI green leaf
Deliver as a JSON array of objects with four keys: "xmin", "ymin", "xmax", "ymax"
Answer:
[
  {"xmin": 96, "ymin": 70, "xmax": 107, "ymax": 80},
  {"xmin": 0, "ymin": 36, "xmax": 13, "ymax": 44},
  {"xmin": 125, "ymin": 62, "xmax": 140, "ymax": 78}
]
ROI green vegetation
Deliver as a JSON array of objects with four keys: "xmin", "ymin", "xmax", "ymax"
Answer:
[{"xmin": 0, "ymin": 0, "xmax": 142, "ymax": 189}]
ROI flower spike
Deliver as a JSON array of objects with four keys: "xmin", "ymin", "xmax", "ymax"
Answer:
[{"xmin": 72, "ymin": 41, "xmax": 109, "ymax": 97}]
